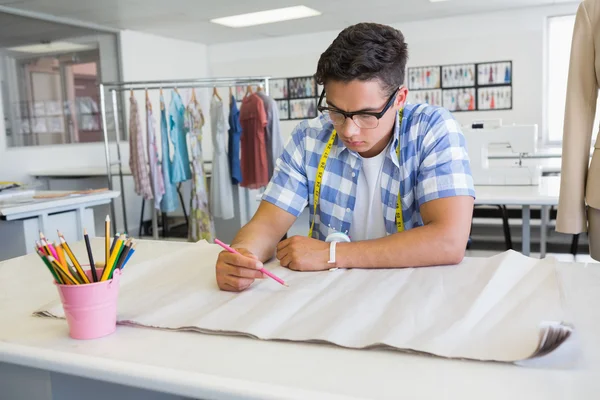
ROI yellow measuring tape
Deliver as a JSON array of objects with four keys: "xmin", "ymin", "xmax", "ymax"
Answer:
[{"xmin": 308, "ymin": 110, "xmax": 404, "ymax": 238}]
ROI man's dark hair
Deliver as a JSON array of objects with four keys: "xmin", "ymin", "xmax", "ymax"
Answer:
[{"xmin": 315, "ymin": 22, "xmax": 408, "ymax": 96}]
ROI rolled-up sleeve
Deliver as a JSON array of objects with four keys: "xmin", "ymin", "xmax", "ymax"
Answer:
[
  {"xmin": 416, "ymin": 108, "xmax": 476, "ymax": 207},
  {"xmin": 262, "ymin": 124, "xmax": 309, "ymax": 216}
]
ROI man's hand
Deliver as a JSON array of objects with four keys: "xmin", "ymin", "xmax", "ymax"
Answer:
[
  {"xmin": 276, "ymin": 236, "xmax": 330, "ymax": 271},
  {"xmin": 216, "ymin": 248, "xmax": 265, "ymax": 292}
]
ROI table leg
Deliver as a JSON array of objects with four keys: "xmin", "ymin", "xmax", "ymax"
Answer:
[
  {"xmin": 540, "ymin": 205, "xmax": 549, "ymax": 259},
  {"xmin": 38, "ymin": 214, "xmax": 48, "ymax": 236},
  {"xmin": 522, "ymin": 205, "xmax": 530, "ymax": 256},
  {"xmin": 75, "ymin": 207, "xmax": 85, "ymax": 241}
]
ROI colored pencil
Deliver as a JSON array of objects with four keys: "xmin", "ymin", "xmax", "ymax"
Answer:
[
  {"xmin": 36, "ymin": 241, "xmax": 49, "ymax": 256},
  {"xmin": 55, "ymin": 242, "xmax": 68, "ymax": 268},
  {"xmin": 214, "ymin": 238, "xmax": 288, "ymax": 287},
  {"xmin": 121, "ymin": 244, "xmax": 136, "ymax": 269},
  {"xmin": 114, "ymin": 239, "xmax": 132, "ymax": 271},
  {"xmin": 105, "ymin": 215, "xmax": 110, "ymax": 270},
  {"xmin": 47, "ymin": 256, "xmax": 78, "ymax": 285},
  {"xmin": 58, "ymin": 233, "xmax": 90, "ymax": 284},
  {"xmin": 109, "ymin": 232, "xmax": 120, "ymax": 254},
  {"xmin": 39, "ymin": 235, "xmax": 55, "ymax": 259},
  {"xmin": 101, "ymin": 234, "xmax": 125, "ymax": 281},
  {"xmin": 109, "ymin": 238, "xmax": 127, "ymax": 278},
  {"xmin": 83, "ymin": 228, "xmax": 98, "ymax": 282},
  {"xmin": 54, "ymin": 265, "xmax": 75, "ymax": 285},
  {"xmin": 36, "ymin": 248, "xmax": 62, "ymax": 284},
  {"xmin": 68, "ymin": 264, "xmax": 85, "ymax": 284}
]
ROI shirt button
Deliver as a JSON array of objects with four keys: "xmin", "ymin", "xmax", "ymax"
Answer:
[
  {"xmin": 346, "ymin": 208, "xmax": 351, "ymax": 213},
  {"xmin": 352, "ymin": 172, "xmax": 356, "ymax": 178}
]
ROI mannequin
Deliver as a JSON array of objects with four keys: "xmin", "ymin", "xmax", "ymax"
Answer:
[{"xmin": 556, "ymin": 0, "xmax": 600, "ymax": 259}]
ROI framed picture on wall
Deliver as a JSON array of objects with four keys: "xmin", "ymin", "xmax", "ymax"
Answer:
[
  {"xmin": 477, "ymin": 86, "xmax": 512, "ymax": 110},
  {"xmin": 407, "ymin": 66, "xmax": 441, "ymax": 90},
  {"xmin": 442, "ymin": 88, "xmax": 476, "ymax": 112},
  {"xmin": 277, "ymin": 100, "xmax": 290, "ymax": 120},
  {"xmin": 441, "ymin": 64, "xmax": 476, "ymax": 88},
  {"xmin": 288, "ymin": 76, "xmax": 316, "ymax": 99},
  {"xmin": 289, "ymin": 98, "xmax": 317, "ymax": 119},
  {"xmin": 477, "ymin": 61, "xmax": 512, "ymax": 86},
  {"xmin": 407, "ymin": 89, "xmax": 442, "ymax": 106},
  {"xmin": 269, "ymin": 79, "xmax": 288, "ymax": 99}
]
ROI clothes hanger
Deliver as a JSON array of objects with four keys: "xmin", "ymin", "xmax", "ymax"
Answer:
[
  {"xmin": 229, "ymin": 86, "xmax": 233, "ymax": 97},
  {"xmin": 160, "ymin": 87, "xmax": 164, "ymax": 110},
  {"xmin": 191, "ymin": 88, "xmax": 197, "ymax": 104},
  {"xmin": 257, "ymin": 84, "xmax": 263, "ymax": 92},
  {"xmin": 245, "ymin": 85, "xmax": 253, "ymax": 97},
  {"xmin": 213, "ymin": 86, "xmax": 222, "ymax": 101}
]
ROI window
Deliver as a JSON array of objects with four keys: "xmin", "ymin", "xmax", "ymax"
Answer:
[{"xmin": 547, "ymin": 15, "xmax": 600, "ymax": 143}]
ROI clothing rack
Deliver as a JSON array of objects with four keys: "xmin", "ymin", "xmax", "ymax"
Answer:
[{"xmin": 99, "ymin": 76, "xmax": 271, "ymax": 238}]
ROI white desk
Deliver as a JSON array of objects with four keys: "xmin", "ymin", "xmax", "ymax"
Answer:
[
  {"xmin": 0, "ymin": 190, "xmax": 119, "ymax": 261},
  {"xmin": 475, "ymin": 176, "xmax": 559, "ymax": 257},
  {"xmin": 1, "ymin": 240, "xmax": 599, "ymax": 400}
]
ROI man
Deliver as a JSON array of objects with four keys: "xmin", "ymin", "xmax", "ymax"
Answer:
[{"xmin": 216, "ymin": 22, "xmax": 476, "ymax": 292}]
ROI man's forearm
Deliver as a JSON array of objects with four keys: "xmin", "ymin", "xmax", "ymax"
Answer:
[
  {"xmin": 230, "ymin": 220, "xmax": 282, "ymax": 262},
  {"xmin": 336, "ymin": 224, "xmax": 467, "ymax": 269}
]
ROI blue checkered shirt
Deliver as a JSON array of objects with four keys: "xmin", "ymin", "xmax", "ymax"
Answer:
[{"xmin": 262, "ymin": 103, "xmax": 476, "ymax": 240}]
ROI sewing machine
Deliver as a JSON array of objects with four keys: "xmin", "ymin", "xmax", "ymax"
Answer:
[{"xmin": 462, "ymin": 120, "xmax": 541, "ymax": 185}]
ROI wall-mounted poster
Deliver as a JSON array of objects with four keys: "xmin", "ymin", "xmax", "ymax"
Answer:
[
  {"xmin": 407, "ymin": 66, "xmax": 441, "ymax": 90},
  {"xmin": 442, "ymin": 88, "xmax": 476, "ymax": 112},
  {"xmin": 477, "ymin": 61, "xmax": 512, "ymax": 86},
  {"xmin": 288, "ymin": 76, "xmax": 316, "ymax": 99},
  {"xmin": 407, "ymin": 89, "xmax": 442, "ymax": 106},
  {"xmin": 269, "ymin": 79, "xmax": 288, "ymax": 99},
  {"xmin": 477, "ymin": 86, "xmax": 512, "ymax": 110},
  {"xmin": 290, "ymin": 98, "xmax": 317, "ymax": 119},
  {"xmin": 277, "ymin": 100, "xmax": 290, "ymax": 120},
  {"xmin": 442, "ymin": 64, "xmax": 476, "ymax": 88}
]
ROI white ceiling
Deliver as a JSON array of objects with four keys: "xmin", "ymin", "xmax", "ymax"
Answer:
[{"xmin": 0, "ymin": 0, "xmax": 579, "ymax": 45}]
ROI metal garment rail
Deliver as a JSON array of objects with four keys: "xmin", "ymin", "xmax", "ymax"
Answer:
[{"xmin": 98, "ymin": 76, "xmax": 271, "ymax": 238}]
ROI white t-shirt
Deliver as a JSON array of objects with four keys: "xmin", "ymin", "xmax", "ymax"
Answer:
[{"xmin": 349, "ymin": 143, "xmax": 390, "ymax": 241}]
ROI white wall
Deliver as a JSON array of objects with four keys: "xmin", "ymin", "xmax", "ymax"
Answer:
[{"xmin": 208, "ymin": 3, "xmax": 580, "ymax": 144}]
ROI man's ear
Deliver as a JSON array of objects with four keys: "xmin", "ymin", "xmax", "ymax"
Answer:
[{"xmin": 396, "ymin": 86, "xmax": 409, "ymax": 109}]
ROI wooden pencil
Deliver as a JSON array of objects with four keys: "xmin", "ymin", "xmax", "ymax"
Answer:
[
  {"xmin": 101, "ymin": 234, "xmax": 125, "ymax": 281},
  {"xmin": 47, "ymin": 256, "xmax": 78, "ymax": 285},
  {"xmin": 55, "ymin": 242, "xmax": 69, "ymax": 268},
  {"xmin": 58, "ymin": 233, "xmax": 90, "ymax": 284},
  {"xmin": 83, "ymin": 228, "xmax": 98, "ymax": 282},
  {"xmin": 35, "ymin": 248, "xmax": 62, "ymax": 284},
  {"xmin": 105, "ymin": 215, "xmax": 110, "ymax": 269}
]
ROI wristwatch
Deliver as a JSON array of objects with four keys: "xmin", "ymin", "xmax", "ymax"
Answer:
[{"xmin": 325, "ymin": 232, "xmax": 351, "ymax": 267}]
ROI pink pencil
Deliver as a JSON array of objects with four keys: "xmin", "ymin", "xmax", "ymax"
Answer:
[{"xmin": 214, "ymin": 238, "xmax": 288, "ymax": 287}]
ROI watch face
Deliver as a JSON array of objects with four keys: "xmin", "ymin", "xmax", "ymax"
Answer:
[{"xmin": 325, "ymin": 232, "xmax": 352, "ymax": 243}]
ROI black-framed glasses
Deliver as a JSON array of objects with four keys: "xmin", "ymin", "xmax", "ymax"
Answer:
[{"xmin": 317, "ymin": 89, "xmax": 398, "ymax": 129}]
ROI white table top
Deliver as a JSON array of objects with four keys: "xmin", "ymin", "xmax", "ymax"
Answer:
[
  {"xmin": 474, "ymin": 176, "xmax": 559, "ymax": 206},
  {"xmin": 0, "ymin": 190, "xmax": 120, "ymax": 219},
  {"xmin": 1, "ymin": 239, "xmax": 599, "ymax": 400}
]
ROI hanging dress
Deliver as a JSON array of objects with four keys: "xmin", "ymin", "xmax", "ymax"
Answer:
[
  {"xmin": 159, "ymin": 93, "xmax": 178, "ymax": 213},
  {"xmin": 146, "ymin": 93, "xmax": 165, "ymax": 210},
  {"xmin": 210, "ymin": 96, "xmax": 234, "ymax": 220},
  {"xmin": 228, "ymin": 95, "xmax": 243, "ymax": 184},
  {"xmin": 128, "ymin": 94, "xmax": 153, "ymax": 200},
  {"xmin": 239, "ymin": 93, "xmax": 269, "ymax": 189},
  {"xmin": 169, "ymin": 90, "xmax": 192, "ymax": 184},
  {"xmin": 185, "ymin": 99, "xmax": 215, "ymax": 242}
]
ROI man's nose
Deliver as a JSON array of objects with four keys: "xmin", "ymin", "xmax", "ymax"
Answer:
[{"xmin": 338, "ymin": 117, "xmax": 360, "ymax": 138}]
